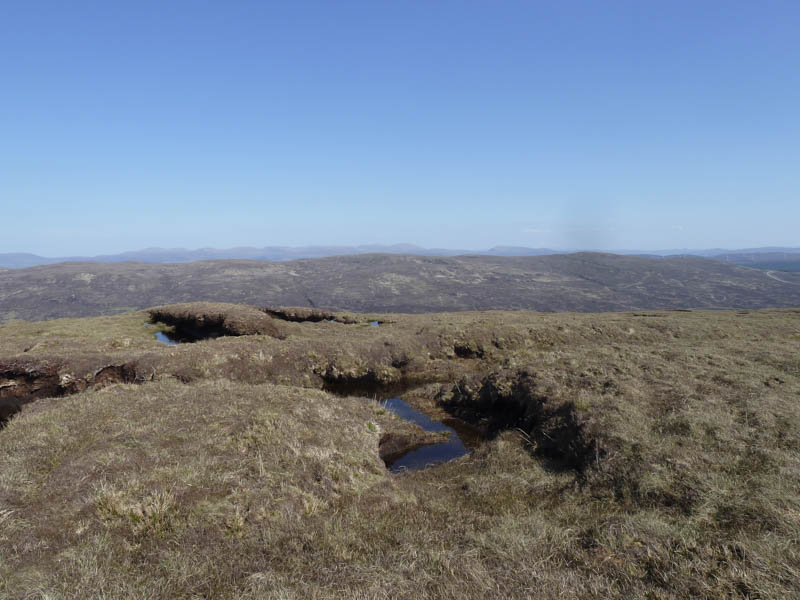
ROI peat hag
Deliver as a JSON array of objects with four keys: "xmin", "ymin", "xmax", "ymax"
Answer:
[
  {"xmin": 320, "ymin": 372, "xmax": 417, "ymax": 399},
  {"xmin": 147, "ymin": 313, "xmax": 235, "ymax": 343},
  {"xmin": 148, "ymin": 302, "xmax": 287, "ymax": 342},
  {"xmin": 438, "ymin": 370, "xmax": 602, "ymax": 471},
  {"xmin": 260, "ymin": 306, "xmax": 358, "ymax": 324},
  {"xmin": 0, "ymin": 358, "xmax": 140, "ymax": 427}
]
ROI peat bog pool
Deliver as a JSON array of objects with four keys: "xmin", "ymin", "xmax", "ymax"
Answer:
[
  {"xmin": 146, "ymin": 322, "xmax": 182, "ymax": 346},
  {"xmin": 154, "ymin": 330, "xmax": 180, "ymax": 346},
  {"xmin": 382, "ymin": 397, "xmax": 482, "ymax": 473}
]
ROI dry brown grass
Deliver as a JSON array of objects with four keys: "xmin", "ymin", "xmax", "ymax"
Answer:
[{"xmin": 1, "ymin": 305, "xmax": 799, "ymax": 598}]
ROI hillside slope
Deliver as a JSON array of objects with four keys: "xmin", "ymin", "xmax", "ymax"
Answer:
[{"xmin": 1, "ymin": 252, "xmax": 800, "ymax": 323}]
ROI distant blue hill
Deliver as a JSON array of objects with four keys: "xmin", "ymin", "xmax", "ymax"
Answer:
[{"xmin": 0, "ymin": 245, "xmax": 560, "ymax": 268}]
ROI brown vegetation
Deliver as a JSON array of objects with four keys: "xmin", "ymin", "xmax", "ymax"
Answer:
[{"xmin": 0, "ymin": 303, "xmax": 799, "ymax": 598}]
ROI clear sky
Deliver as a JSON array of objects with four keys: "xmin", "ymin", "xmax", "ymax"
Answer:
[{"xmin": 2, "ymin": 1, "xmax": 799, "ymax": 255}]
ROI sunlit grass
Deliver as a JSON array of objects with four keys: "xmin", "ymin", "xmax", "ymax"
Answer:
[{"xmin": 1, "ymin": 306, "xmax": 799, "ymax": 597}]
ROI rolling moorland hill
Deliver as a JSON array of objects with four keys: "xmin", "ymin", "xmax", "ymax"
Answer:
[
  {"xmin": 2, "ymin": 252, "xmax": 800, "ymax": 323},
  {"xmin": 3, "ymin": 245, "xmax": 800, "ymax": 270},
  {"xmin": 0, "ymin": 302, "xmax": 799, "ymax": 597},
  {"xmin": 711, "ymin": 251, "xmax": 800, "ymax": 272},
  {"xmin": 0, "ymin": 245, "xmax": 558, "ymax": 269}
]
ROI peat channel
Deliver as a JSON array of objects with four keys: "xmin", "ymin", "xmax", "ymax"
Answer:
[{"xmin": 380, "ymin": 397, "xmax": 483, "ymax": 473}]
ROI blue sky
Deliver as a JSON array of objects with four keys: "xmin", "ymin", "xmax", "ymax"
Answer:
[{"xmin": 2, "ymin": 1, "xmax": 799, "ymax": 255}]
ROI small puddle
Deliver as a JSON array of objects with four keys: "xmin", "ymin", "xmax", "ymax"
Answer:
[
  {"xmin": 370, "ymin": 321, "xmax": 380, "ymax": 327},
  {"xmin": 155, "ymin": 331, "xmax": 180, "ymax": 346},
  {"xmin": 146, "ymin": 322, "xmax": 181, "ymax": 346},
  {"xmin": 382, "ymin": 397, "xmax": 482, "ymax": 472}
]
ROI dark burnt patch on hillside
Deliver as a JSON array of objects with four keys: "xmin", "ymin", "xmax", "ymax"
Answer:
[
  {"xmin": 149, "ymin": 302, "xmax": 287, "ymax": 342},
  {"xmin": 437, "ymin": 370, "xmax": 603, "ymax": 471},
  {"xmin": 260, "ymin": 306, "xmax": 358, "ymax": 324}
]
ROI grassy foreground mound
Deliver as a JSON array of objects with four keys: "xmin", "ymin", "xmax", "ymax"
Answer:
[{"xmin": 1, "ymin": 304, "xmax": 799, "ymax": 598}]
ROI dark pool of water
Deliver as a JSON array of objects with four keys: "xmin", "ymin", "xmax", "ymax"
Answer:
[
  {"xmin": 382, "ymin": 397, "xmax": 482, "ymax": 473},
  {"xmin": 370, "ymin": 321, "xmax": 380, "ymax": 327},
  {"xmin": 154, "ymin": 331, "xmax": 180, "ymax": 346}
]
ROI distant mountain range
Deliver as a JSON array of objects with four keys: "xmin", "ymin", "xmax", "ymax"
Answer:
[{"xmin": 2, "ymin": 245, "xmax": 800, "ymax": 270}]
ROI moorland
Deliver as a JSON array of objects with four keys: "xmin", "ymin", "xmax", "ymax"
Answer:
[
  {"xmin": 1, "ymin": 301, "xmax": 799, "ymax": 598},
  {"xmin": 2, "ymin": 252, "xmax": 800, "ymax": 323}
]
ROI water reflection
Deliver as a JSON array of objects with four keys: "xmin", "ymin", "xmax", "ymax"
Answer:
[
  {"xmin": 154, "ymin": 331, "xmax": 179, "ymax": 346},
  {"xmin": 382, "ymin": 397, "xmax": 481, "ymax": 472}
]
